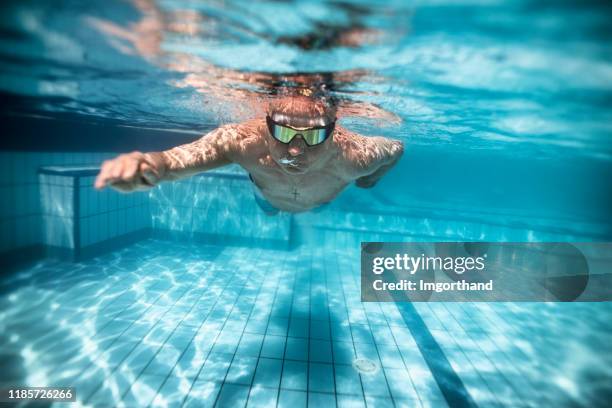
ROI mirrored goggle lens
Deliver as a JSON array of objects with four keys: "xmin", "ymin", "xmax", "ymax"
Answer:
[{"xmin": 272, "ymin": 126, "xmax": 329, "ymax": 146}]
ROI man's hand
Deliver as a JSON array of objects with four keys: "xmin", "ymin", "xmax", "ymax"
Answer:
[{"xmin": 95, "ymin": 151, "xmax": 164, "ymax": 192}]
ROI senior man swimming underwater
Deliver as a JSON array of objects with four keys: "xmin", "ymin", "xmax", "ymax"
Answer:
[{"xmin": 95, "ymin": 95, "xmax": 403, "ymax": 214}]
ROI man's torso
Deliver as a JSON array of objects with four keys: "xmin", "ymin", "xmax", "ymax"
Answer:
[{"xmin": 231, "ymin": 120, "xmax": 354, "ymax": 212}]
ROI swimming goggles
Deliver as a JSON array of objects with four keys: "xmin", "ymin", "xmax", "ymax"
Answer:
[{"xmin": 266, "ymin": 116, "xmax": 335, "ymax": 146}]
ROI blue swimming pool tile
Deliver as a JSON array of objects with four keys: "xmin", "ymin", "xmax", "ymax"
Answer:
[
  {"xmin": 280, "ymin": 360, "xmax": 307, "ymax": 391},
  {"xmin": 182, "ymin": 309, "xmax": 207, "ymax": 328},
  {"xmin": 99, "ymin": 341, "xmax": 138, "ymax": 369},
  {"xmin": 310, "ymin": 320, "xmax": 331, "ymax": 340},
  {"xmin": 353, "ymin": 342, "xmax": 379, "ymax": 363},
  {"xmin": 419, "ymin": 398, "xmax": 449, "ymax": 408},
  {"xmin": 236, "ymin": 333, "xmax": 264, "ymax": 357},
  {"xmin": 245, "ymin": 318, "xmax": 269, "ymax": 335},
  {"xmin": 118, "ymin": 321, "xmax": 151, "ymax": 342},
  {"xmin": 351, "ymin": 324, "xmax": 375, "ymax": 344},
  {"xmin": 252, "ymin": 357, "xmax": 282, "ymax": 388},
  {"xmin": 207, "ymin": 308, "xmax": 233, "ymax": 324},
  {"xmin": 365, "ymin": 313, "xmax": 387, "ymax": 328},
  {"xmin": 308, "ymin": 391, "xmax": 336, "ymax": 407},
  {"xmin": 98, "ymin": 319, "xmax": 132, "ymax": 338},
  {"xmin": 138, "ymin": 305, "xmax": 169, "ymax": 325},
  {"xmin": 120, "ymin": 373, "xmax": 167, "ymax": 407},
  {"xmin": 337, "ymin": 394, "xmax": 366, "ymax": 408},
  {"xmin": 271, "ymin": 299, "xmax": 292, "ymax": 317},
  {"xmin": 260, "ymin": 334, "xmax": 286, "ymax": 359},
  {"xmin": 183, "ymin": 380, "xmax": 222, "ymax": 408},
  {"xmin": 165, "ymin": 326, "xmax": 195, "ymax": 351},
  {"xmin": 360, "ymin": 369, "xmax": 391, "ymax": 399},
  {"xmin": 384, "ymin": 367, "xmax": 419, "ymax": 402},
  {"xmin": 246, "ymin": 385, "xmax": 278, "ymax": 407},
  {"xmin": 308, "ymin": 362, "xmax": 335, "ymax": 393},
  {"xmin": 194, "ymin": 326, "xmax": 222, "ymax": 352},
  {"xmin": 309, "ymin": 339, "xmax": 333, "ymax": 363},
  {"xmin": 149, "ymin": 376, "xmax": 190, "ymax": 407},
  {"xmin": 458, "ymin": 372, "xmax": 499, "ymax": 407},
  {"xmin": 364, "ymin": 396, "xmax": 395, "ymax": 408},
  {"xmin": 225, "ymin": 317, "xmax": 249, "ymax": 333},
  {"xmin": 377, "ymin": 343, "xmax": 405, "ymax": 369},
  {"xmin": 407, "ymin": 367, "xmax": 445, "ymax": 403},
  {"xmin": 285, "ymin": 337, "xmax": 308, "ymax": 361},
  {"xmin": 333, "ymin": 341, "xmax": 356, "ymax": 365},
  {"xmin": 142, "ymin": 324, "xmax": 173, "ymax": 347},
  {"xmin": 196, "ymin": 353, "xmax": 232, "ymax": 382},
  {"xmin": 143, "ymin": 344, "xmax": 182, "ymax": 377},
  {"xmin": 288, "ymin": 318, "xmax": 309, "ymax": 338},
  {"xmin": 348, "ymin": 309, "xmax": 368, "ymax": 326},
  {"xmin": 371, "ymin": 324, "xmax": 396, "ymax": 346},
  {"xmin": 331, "ymin": 322, "xmax": 353, "ymax": 343},
  {"xmin": 226, "ymin": 356, "xmax": 258, "ymax": 385},
  {"xmin": 267, "ymin": 317, "xmax": 289, "ymax": 336},
  {"xmin": 334, "ymin": 364, "xmax": 362, "ymax": 396},
  {"xmin": 84, "ymin": 365, "xmax": 133, "ymax": 406},
  {"xmin": 121, "ymin": 342, "xmax": 161, "ymax": 373},
  {"xmin": 211, "ymin": 329, "xmax": 242, "ymax": 355},
  {"xmin": 216, "ymin": 383, "xmax": 250, "ymax": 408},
  {"xmin": 291, "ymin": 301, "xmax": 310, "ymax": 317},
  {"xmin": 173, "ymin": 344, "xmax": 209, "ymax": 380},
  {"xmin": 277, "ymin": 389, "xmax": 307, "ymax": 408},
  {"xmin": 479, "ymin": 371, "xmax": 520, "ymax": 407},
  {"xmin": 389, "ymin": 326, "xmax": 418, "ymax": 348}
]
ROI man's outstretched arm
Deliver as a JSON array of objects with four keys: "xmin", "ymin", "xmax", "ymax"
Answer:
[{"xmin": 94, "ymin": 125, "xmax": 238, "ymax": 192}]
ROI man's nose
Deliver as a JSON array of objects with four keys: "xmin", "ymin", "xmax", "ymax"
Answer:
[{"xmin": 287, "ymin": 135, "xmax": 306, "ymax": 156}]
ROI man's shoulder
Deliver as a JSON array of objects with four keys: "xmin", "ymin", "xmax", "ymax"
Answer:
[
  {"xmin": 332, "ymin": 126, "xmax": 401, "ymax": 178},
  {"xmin": 216, "ymin": 119, "xmax": 265, "ymax": 142},
  {"xmin": 332, "ymin": 127, "xmax": 371, "ymax": 177},
  {"xmin": 333, "ymin": 126, "xmax": 371, "ymax": 158},
  {"xmin": 214, "ymin": 119, "xmax": 268, "ymax": 158}
]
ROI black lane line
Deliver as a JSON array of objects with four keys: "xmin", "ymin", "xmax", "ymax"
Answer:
[{"xmin": 395, "ymin": 300, "xmax": 478, "ymax": 408}]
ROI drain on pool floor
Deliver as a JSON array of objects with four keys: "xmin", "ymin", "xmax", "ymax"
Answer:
[{"xmin": 352, "ymin": 358, "xmax": 378, "ymax": 374}]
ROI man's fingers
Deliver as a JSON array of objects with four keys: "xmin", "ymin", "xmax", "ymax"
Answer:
[
  {"xmin": 95, "ymin": 174, "xmax": 121, "ymax": 190},
  {"xmin": 95, "ymin": 160, "xmax": 125, "ymax": 189},
  {"xmin": 121, "ymin": 159, "xmax": 140, "ymax": 182},
  {"xmin": 94, "ymin": 175, "xmax": 107, "ymax": 189},
  {"xmin": 95, "ymin": 164, "xmax": 114, "ymax": 189},
  {"xmin": 94, "ymin": 153, "xmax": 158, "ymax": 191},
  {"xmin": 139, "ymin": 162, "xmax": 159, "ymax": 186},
  {"xmin": 111, "ymin": 162, "xmax": 125, "ymax": 180}
]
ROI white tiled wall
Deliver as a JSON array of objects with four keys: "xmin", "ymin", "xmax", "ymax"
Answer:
[
  {"xmin": 40, "ymin": 174, "xmax": 76, "ymax": 249},
  {"xmin": 0, "ymin": 152, "xmax": 116, "ymax": 254},
  {"xmin": 78, "ymin": 175, "xmax": 150, "ymax": 249}
]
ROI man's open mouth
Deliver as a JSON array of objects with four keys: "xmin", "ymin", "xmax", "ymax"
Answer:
[{"xmin": 280, "ymin": 157, "xmax": 300, "ymax": 167}]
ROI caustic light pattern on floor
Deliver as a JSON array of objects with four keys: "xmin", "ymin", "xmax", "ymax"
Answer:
[{"xmin": 0, "ymin": 235, "xmax": 611, "ymax": 407}]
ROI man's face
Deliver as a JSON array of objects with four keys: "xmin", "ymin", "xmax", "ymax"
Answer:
[{"xmin": 266, "ymin": 123, "xmax": 332, "ymax": 175}]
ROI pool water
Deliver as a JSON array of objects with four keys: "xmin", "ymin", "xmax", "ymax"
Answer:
[
  {"xmin": 2, "ymin": 235, "xmax": 611, "ymax": 407},
  {"xmin": 1, "ymin": 0, "xmax": 612, "ymax": 407}
]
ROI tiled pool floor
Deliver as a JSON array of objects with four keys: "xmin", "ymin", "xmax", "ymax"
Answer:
[{"xmin": 0, "ymin": 235, "xmax": 610, "ymax": 407}]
